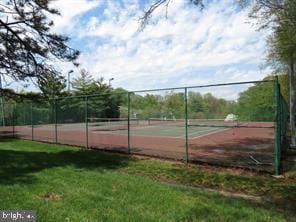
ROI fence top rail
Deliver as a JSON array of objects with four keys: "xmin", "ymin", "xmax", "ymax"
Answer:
[
  {"xmin": 131, "ymin": 80, "xmax": 275, "ymax": 93},
  {"xmin": 54, "ymin": 79, "xmax": 275, "ymax": 99},
  {"xmin": 53, "ymin": 91, "xmax": 128, "ymax": 100}
]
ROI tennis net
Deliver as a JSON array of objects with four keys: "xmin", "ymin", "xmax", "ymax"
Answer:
[
  {"xmin": 88, "ymin": 117, "xmax": 139, "ymax": 127},
  {"xmin": 148, "ymin": 118, "xmax": 239, "ymax": 127}
]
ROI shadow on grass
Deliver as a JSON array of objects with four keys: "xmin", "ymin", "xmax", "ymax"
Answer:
[
  {"xmin": 0, "ymin": 139, "xmax": 131, "ymax": 185},
  {"xmin": 0, "ymin": 131, "xmax": 15, "ymax": 139}
]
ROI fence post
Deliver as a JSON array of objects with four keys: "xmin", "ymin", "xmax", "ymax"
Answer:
[
  {"xmin": 274, "ymin": 77, "xmax": 281, "ymax": 176},
  {"xmin": 0, "ymin": 92, "xmax": 5, "ymax": 127},
  {"xmin": 85, "ymin": 96, "xmax": 89, "ymax": 149},
  {"xmin": 12, "ymin": 103, "xmax": 15, "ymax": 138},
  {"xmin": 55, "ymin": 99, "xmax": 58, "ymax": 144},
  {"xmin": 128, "ymin": 92, "xmax": 131, "ymax": 153},
  {"xmin": 184, "ymin": 88, "xmax": 189, "ymax": 163},
  {"xmin": 279, "ymin": 94, "xmax": 284, "ymax": 144},
  {"xmin": 31, "ymin": 102, "xmax": 34, "ymax": 141}
]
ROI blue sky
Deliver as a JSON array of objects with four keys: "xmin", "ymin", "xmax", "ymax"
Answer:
[{"xmin": 15, "ymin": 0, "xmax": 271, "ymax": 97}]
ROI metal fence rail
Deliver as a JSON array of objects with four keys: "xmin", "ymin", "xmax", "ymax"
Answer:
[{"xmin": 0, "ymin": 78, "xmax": 288, "ymax": 175}]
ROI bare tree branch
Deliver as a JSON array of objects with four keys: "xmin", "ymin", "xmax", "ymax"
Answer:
[
  {"xmin": 139, "ymin": 0, "xmax": 204, "ymax": 30},
  {"xmin": 139, "ymin": 0, "xmax": 168, "ymax": 30}
]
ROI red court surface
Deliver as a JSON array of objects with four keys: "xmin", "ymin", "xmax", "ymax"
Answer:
[{"xmin": 9, "ymin": 122, "xmax": 275, "ymax": 173}]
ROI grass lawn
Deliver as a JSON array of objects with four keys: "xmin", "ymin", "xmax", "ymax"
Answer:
[{"xmin": 0, "ymin": 139, "xmax": 295, "ymax": 221}]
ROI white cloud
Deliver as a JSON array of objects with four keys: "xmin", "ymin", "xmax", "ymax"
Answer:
[
  {"xmin": 49, "ymin": 0, "xmax": 102, "ymax": 32},
  {"xmin": 51, "ymin": 0, "xmax": 269, "ymax": 91}
]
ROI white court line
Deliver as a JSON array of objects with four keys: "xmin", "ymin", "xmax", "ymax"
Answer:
[
  {"xmin": 131, "ymin": 127, "xmax": 230, "ymax": 140},
  {"xmin": 189, "ymin": 128, "xmax": 232, "ymax": 140},
  {"xmin": 173, "ymin": 127, "xmax": 223, "ymax": 139},
  {"xmin": 188, "ymin": 128, "xmax": 221, "ymax": 137}
]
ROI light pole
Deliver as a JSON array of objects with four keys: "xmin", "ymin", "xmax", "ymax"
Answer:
[
  {"xmin": 68, "ymin": 70, "xmax": 74, "ymax": 93},
  {"xmin": 109, "ymin": 78, "xmax": 114, "ymax": 87}
]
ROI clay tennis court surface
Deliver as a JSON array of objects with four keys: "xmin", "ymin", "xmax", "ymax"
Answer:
[{"xmin": 3, "ymin": 121, "xmax": 275, "ymax": 172}]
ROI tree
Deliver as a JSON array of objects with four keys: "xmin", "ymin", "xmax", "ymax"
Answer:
[
  {"xmin": 71, "ymin": 69, "xmax": 95, "ymax": 95},
  {"xmin": 129, "ymin": 93, "xmax": 162, "ymax": 119},
  {"xmin": 35, "ymin": 72, "xmax": 66, "ymax": 125},
  {"xmin": 108, "ymin": 88, "xmax": 128, "ymax": 118},
  {"xmin": 247, "ymin": 0, "xmax": 296, "ymax": 146},
  {"xmin": 188, "ymin": 92, "xmax": 205, "ymax": 118},
  {"xmin": 70, "ymin": 69, "xmax": 126, "ymax": 120},
  {"xmin": 0, "ymin": 0, "xmax": 79, "ymax": 89},
  {"xmin": 38, "ymin": 72, "xmax": 66, "ymax": 99},
  {"xmin": 162, "ymin": 92, "xmax": 184, "ymax": 119},
  {"xmin": 72, "ymin": 69, "xmax": 112, "ymax": 101},
  {"xmin": 237, "ymin": 81, "xmax": 275, "ymax": 121}
]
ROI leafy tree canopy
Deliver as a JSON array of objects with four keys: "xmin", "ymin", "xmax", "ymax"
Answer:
[
  {"xmin": 0, "ymin": 0, "xmax": 79, "ymax": 90},
  {"xmin": 38, "ymin": 72, "xmax": 66, "ymax": 99},
  {"xmin": 71, "ymin": 69, "xmax": 111, "ymax": 96}
]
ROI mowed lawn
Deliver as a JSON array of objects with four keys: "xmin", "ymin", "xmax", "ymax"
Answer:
[{"xmin": 0, "ymin": 140, "xmax": 295, "ymax": 222}]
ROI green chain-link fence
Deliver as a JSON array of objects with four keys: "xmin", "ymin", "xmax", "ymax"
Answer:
[
  {"xmin": 274, "ymin": 76, "xmax": 289, "ymax": 175},
  {"xmin": 0, "ymin": 78, "xmax": 289, "ymax": 175}
]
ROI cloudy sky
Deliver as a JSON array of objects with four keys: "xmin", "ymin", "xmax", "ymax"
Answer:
[{"xmin": 24, "ymin": 0, "xmax": 271, "ymax": 93}]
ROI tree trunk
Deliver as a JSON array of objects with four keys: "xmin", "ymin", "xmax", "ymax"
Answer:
[{"xmin": 290, "ymin": 57, "xmax": 296, "ymax": 147}]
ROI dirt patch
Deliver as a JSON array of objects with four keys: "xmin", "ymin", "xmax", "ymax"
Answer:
[{"xmin": 40, "ymin": 192, "xmax": 61, "ymax": 201}]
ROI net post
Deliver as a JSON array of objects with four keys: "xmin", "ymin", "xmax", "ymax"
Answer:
[
  {"xmin": 85, "ymin": 96, "xmax": 89, "ymax": 149},
  {"xmin": 31, "ymin": 102, "xmax": 34, "ymax": 141},
  {"xmin": 128, "ymin": 92, "xmax": 131, "ymax": 154},
  {"xmin": 54, "ymin": 99, "xmax": 58, "ymax": 144},
  {"xmin": 184, "ymin": 87, "xmax": 189, "ymax": 163},
  {"xmin": 274, "ymin": 76, "xmax": 281, "ymax": 176}
]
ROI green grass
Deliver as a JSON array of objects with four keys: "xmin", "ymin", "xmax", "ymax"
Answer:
[
  {"xmin": 122, "ymin": 158, "xmax": 296, "ymax": 204},
  {"xmin": 0, "ymin": 139, "xmax": 295, "ymax": 221}
]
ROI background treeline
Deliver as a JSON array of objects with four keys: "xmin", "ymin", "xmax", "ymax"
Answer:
[
  {"xmin": 0, "ymin": 71, "xmax": 289, "ymax": 126},
  {"xmin": 129, "ymin": 92, "xmax": 236, "ymax": 120},
  {"xmin": 128, "ymin": 75, "xmax": 289, "ymax": 122}
]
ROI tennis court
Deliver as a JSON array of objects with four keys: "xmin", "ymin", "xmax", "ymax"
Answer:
[
  {"xmin": 12, "ymin": 117, "xmax": 275, "ymax": 172},
  {"xmin": 89, "ymin": 118, "xmax": 232, "ymax": 138},
  {"xmin": 13, "ymin": 117, "xmax": 255, "ymax": 139},
  {"xmin": 0, "ymin": 79, "xmax": 287, "ymax": 174}
]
